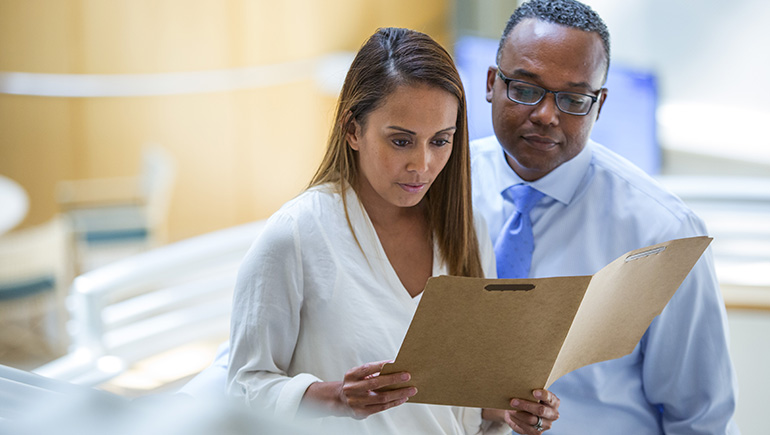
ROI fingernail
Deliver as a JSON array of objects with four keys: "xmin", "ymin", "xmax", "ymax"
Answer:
[
  {"xmin": 533, "ymin": 390, "xmax": 542, "ymax": 399},
  {"xmin": 511, "ymin": 399, "xmax": 520, "ymax": 407},
  {"xmin": 409, "ymin": 387, "xmax": 418, "ymax": 396},
  {"xmin": 401, "ymin": 373, "xmax": 410, "ymax": 381}
]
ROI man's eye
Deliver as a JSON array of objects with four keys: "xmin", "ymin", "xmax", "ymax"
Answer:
[
  {"xmin": 565, "ymin": 95, "xmax": 587, "ymax": 105},
  {"xmin": 512, "ymin": 86, "xmax": 539, "ymax": 101}
]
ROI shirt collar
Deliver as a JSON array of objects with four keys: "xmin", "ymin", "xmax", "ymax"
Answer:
[{"xmin": 492, "ymin": 140, "xmax": 594, "ymax": 205}]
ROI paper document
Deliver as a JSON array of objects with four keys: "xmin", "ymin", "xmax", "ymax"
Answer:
[{"xmin": 380, "ymin": 236, "xmax": 712, "ymax": 409}]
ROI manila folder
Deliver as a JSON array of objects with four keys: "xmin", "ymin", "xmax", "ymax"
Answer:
[{"xmin": 380, "ymin": 236, "xmax": 712, "ymax": 409}]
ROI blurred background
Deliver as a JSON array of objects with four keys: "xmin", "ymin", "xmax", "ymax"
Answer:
[{"xmin": 1, "ymin": 0, "xmax": 768, "ymax": 433}]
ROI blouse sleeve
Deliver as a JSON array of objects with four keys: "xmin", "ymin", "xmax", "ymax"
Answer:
[{"xmin": 226, "ymin": 211, "xmax": 322, "ymax": 418}]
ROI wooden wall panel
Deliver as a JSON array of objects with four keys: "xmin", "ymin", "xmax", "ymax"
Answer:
[{"xmin": 0, "ymin": 0, "xmax": 451, "ymax": 242}]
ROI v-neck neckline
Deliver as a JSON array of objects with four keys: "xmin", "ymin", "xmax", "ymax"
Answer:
[{"xmin": 345, "ymin": 187, "xmax": 443, "ymax": 303}]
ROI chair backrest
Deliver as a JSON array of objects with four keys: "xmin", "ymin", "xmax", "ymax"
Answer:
[
  {"xmin": 139, "ymin": 145, "xmax": 176, "ymax": 238},
  {"xmin": 55, "ymin": 145, "xmax": 177, "ymax": 275},
  {"xmin": 0, "ymin": 219, "xmax": 71, "ymax": 365},
  {"xmin": 33, "ymin": 220, "xmax": 266, "ymax": 386}
]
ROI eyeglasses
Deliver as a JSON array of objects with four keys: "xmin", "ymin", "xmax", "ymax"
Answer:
[{"xmin": 496, "ymin": 69, "xmax": 600, "ymax": 116}]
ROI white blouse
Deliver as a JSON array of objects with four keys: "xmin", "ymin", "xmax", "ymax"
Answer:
[{"xmin": 227, "ymin": 183, "xmax": 505, "ymax": 435}]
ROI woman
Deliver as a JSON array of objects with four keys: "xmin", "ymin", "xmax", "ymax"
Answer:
[{"xmin": 227, "ymin": 27, "xmax": 559, "ymax": 434}]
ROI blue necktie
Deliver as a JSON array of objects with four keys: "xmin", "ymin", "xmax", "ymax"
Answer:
[{"xmin": 494, "ymin": 184, "xmax": 545, "ymax": 279}]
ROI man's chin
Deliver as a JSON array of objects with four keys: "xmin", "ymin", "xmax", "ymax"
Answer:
[{"xmin": 504, "ymin": 149, "xmax": 559, "ymax": 180}]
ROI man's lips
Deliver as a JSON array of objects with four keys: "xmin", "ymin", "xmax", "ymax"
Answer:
[{"xmin": 522, "ymin": 134, "xmax": 559, "ymax": 150}]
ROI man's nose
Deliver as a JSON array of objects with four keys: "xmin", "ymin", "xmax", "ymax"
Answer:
[{"xmin": 529, "ymin": 93, "xmax": 560, "ymax": 126}]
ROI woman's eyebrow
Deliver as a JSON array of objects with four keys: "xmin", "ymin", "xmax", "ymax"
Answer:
[
  {"xmin": 386, "ymin": 126, "xmax": 416, "ymax": 134},
  {"xmin": 386, "ymin": 126, "xmax": 457, "ymax": 134}
]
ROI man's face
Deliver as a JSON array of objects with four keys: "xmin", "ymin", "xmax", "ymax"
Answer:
[{"xmin": 487, "ymin": 18, "xmax": 608, "ymax": 181}]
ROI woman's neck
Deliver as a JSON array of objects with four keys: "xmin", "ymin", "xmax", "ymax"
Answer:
[{"xmin": 354, "ymin": 177, "xmax": 427, "ymax": 230}]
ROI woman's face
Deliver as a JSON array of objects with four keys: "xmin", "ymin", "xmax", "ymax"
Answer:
[{"xmin": 347, "ymin": 83, "xmax": 458, "ymax": 211}]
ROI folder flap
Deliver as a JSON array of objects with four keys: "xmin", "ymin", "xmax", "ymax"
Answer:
[{"xmin": 547, "ymin": 236, "xmax": 712, "ymax": 385}]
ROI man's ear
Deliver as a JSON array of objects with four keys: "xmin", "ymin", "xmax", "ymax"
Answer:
[
  {"xmin": 595, "ymin": 88, "xmax": 609, "ymax": 121},
  {"xmin": 344, "ymin": 111, "xmax": 361, "ymax": 151},
  {"xmin": 485, "ymin": 66, "xmax": 497, "ymax": 103}
]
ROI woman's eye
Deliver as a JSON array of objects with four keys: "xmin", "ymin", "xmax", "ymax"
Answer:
[
  {"xmin": 432, "ymin": 139, "xmax": 451, "ymax": 147},
  {"xmin": 392, "ymin": 139, "xmax": 410, "ymax": 147}
]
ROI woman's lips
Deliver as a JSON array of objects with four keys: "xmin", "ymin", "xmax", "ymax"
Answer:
[{"xmin": 399, "ymin": 183, "xmax": 427, "ymax": 193}]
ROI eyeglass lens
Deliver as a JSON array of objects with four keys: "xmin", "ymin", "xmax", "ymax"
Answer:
[{"xmin": 508, "ymin": 81, "xmax": 593, "ymax": 115}]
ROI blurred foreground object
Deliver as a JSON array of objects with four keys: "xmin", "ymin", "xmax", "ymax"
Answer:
[
  {"xmin": 34, "ymin": 220, "xmax": 266, "ymax": 395},
  {"xmin": 1, "ymin": 363, "xmax": 323, "ymax": 435},
  {"xmin": 56, "ymin": 145, "xmax": 175, "ymax": 274},
  {"xmin": 0, "ymin": 219, "xmax": 71, "ymax": 368}
]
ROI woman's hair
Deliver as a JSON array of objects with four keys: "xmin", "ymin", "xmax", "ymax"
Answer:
[{"xmin": 309, "ymin": 27, "xmax": 483, "ymax": 278}]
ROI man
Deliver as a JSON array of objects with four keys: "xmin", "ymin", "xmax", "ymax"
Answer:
[{"xmin": 470, "ymin": 0, "xmax": 740, "ymax": 433}]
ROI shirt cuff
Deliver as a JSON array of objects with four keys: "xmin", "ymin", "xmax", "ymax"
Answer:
[{"xmin": 274, "ymin": 372, "xmax": 323, "ymax": 418}]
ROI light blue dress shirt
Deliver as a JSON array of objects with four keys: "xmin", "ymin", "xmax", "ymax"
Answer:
[{"xmin": 471, "ymin": 136, "xmax": 740, "ymax": 434}]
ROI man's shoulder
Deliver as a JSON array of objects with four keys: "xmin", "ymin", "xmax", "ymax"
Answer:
[{"xmin": 588, "ymin": 141, "xmax": 699, "ymax": 223}]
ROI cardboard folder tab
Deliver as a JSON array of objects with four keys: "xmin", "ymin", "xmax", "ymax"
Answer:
[{"xmin": 381, "ymin": 236, "xmax": 712, "ymax": 410}]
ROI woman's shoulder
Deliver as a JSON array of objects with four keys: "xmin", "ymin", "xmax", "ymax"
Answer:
[
  {"xmin": 258, "ymin": 183, "xmax": 350, "ymax": 243},
  {"xmin": 274, "ymin": 183, "xmax": 344, "ymax": 220},
  {"xmin": 245, "ymin": 184, "xmax": 343, "ymax": 258}
]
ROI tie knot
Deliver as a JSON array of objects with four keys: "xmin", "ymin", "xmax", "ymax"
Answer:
[{"xmin": 503, "ymin": 184, "xmax": 544, "ymax": 214}]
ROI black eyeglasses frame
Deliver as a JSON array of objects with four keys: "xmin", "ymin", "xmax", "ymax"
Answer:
[{"xmin": 496, "ymin": 68, "xmax": 602, "ymax": 116}]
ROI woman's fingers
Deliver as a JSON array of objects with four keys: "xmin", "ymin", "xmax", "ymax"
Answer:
[
  {"xmin": 510, "ymin": 390, "xmax": 560, "ymax": 421},
  {"xmin": 346, "ymin": 388, "xmax": 416, "ymax": 419},
  {"xmin": 505, "ymin": 410, "xmax": 552, "ymax": 434},
  {"xmin": 338, "ymin": 360, "xmax": 416, "ymax": 419},
  {"xmin": 343, "ymin": 360, "xmax": 391, "ymax": 381},
  {"xmin": 505, "ymin": 389, "xmax": 561, "ymax": 433},
  {"xmin": 533, "ymin": 389, "xmax": 560, "ymax": 409},
  {"xmin": 342, "ymin": 369, "xmax": 412, "ymax": 397}
]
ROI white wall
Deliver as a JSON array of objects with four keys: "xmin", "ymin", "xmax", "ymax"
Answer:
[{"xmin": 586, "ymin": 0, "xmax": 770, "ymax": 168}]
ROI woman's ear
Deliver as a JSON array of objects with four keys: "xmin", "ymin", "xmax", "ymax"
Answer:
[{"xmin": 344, "ymin": 112, "xmax": 361, "ymax": 151}]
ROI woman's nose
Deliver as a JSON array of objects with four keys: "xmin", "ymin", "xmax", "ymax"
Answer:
[{"xmin": 407, "ymin": 145, "xmax": 430, "ymax": 174}]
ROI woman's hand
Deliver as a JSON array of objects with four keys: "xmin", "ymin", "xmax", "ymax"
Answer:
[
  {"xmin": 482, "ymin": 388, "xmax": 560, "ymax": 434},
  {"xmin": 302, "ymin": 360, "xmax": 417, "ymax": 419}
]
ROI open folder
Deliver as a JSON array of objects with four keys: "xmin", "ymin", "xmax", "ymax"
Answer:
[{"xmin": 380, "ymin": 236, "xmax": 712, "ymax": 410}]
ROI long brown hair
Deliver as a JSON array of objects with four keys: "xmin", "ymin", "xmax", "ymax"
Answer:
[{"xmin": 309, "ymin": 27, "xmax": 483, "ymax": 278}]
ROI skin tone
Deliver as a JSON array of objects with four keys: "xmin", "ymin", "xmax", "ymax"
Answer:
[
  {"xmin": 486, "ymin": 18, "xmax": 609, "ymax": 182},
  {"xmin": 300, "ymin": 82, "xmax": 561, "ymax": 432}
]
